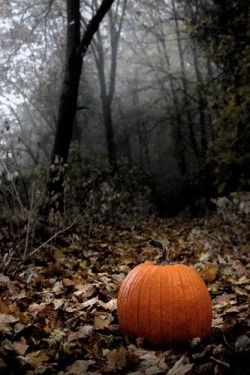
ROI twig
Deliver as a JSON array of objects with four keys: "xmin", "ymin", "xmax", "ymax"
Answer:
[
  {"xmin": 210, "ymin": 356, "xmax": 230, "ymax": 368},
  {"xmin": 222, "ymin": 334, "xmax": 234, "ymax": 350},
  {"xmin": 28, "ymin": 213, "xmax": 83, "ymax": 258}
]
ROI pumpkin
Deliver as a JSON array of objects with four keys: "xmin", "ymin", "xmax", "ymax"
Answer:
[{"xmin": 117, "ymin": 240, "xmax": 212, "ymax": 347}]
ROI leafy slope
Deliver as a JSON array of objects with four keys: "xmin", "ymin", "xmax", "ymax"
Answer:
[{"xmin": 0, "ymin": 215, "xmax": 249, "ymax": 374}]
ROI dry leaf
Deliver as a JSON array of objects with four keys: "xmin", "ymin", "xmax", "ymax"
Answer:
[
  {"xmin": 65, "ymin": 359, "xmax": 95, "ymax": 374},
  {"xmin": 98, "ymin": 298, "xmax": 117, "ymax": 311},
  {"xmin": 81, "ymin": 296, "xmax": 99, "ymax": 309},
  {"xmin": 167, "ymin": 355, "xmax": 193, "ymax": 375},
  {"xmin": 62, "ymin": 278, "xmax": 75, "ymax": 287},
  {"xmin": 25, "ymin": 350, "xmax": 49, "ymax": 366},
  {"xmin": 28, "ymin": 302, "xmax": 47, "ymax": 313},
  {"xmin": 78, "ymin": 325, "xmax": 93, "ymax": 338},
  {"xmin": 13, "ymin": 337, "xmax": 29, "ymax": 355},
  {"xmin": 0, "ymin": 313, "xmax": 19, "ymax": 333},
  {"xmin": 106, "ymin": 346, "xmax": 127, "ymax": 370},
  {"xmin": 54, "ymin": 248, "xmax": 65, "ymax": 261},
  {"xmin": 200, "ymin": 264, "xmax": 218, "ymax": 283},
  {"xmin": 94, "ymin": 313, "xmax": 113, "ymax": 329}
]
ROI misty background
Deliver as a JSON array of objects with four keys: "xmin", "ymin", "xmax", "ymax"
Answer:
[{"xmin": 0, "ymin": 0, "xmax": 249, "ymax": 221}]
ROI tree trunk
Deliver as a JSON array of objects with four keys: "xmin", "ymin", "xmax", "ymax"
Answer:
[
  {"xmin": 46, "ymin": 0, "xmax": 115, "ymax": 216},
  {"xmin": 93, "ymin": 0, "xmax": 127, "ymax": 172},
  {"xmin": 171, "ymin": 0, "xmax": 200, "ymax": 160},
  {"xmin": 102, "ymin": 96, "xmax": 118, "ymax": 170}
]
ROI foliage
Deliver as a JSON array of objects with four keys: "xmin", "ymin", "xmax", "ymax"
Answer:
[
  {"xmin": 1, "ymin": 0, "xmax": 249, "ymax": 214},
  {"xmin": 186, "ymin": 0, "xmax": 250, "ymax": 193},
  {"xmin": 0, "ymin": 142, "xmax": 153, "ymax": 262},
  {"xmin": 1, "ymin": 0, "xmax": 219, "ymax": 211},
  {"xmin": 212, "ymin": 191, "xmax": 250, "ymax": 227},
  {"xmin": 65, "ymin": 142, "xmax": 154, "ymax": 223},
  {"xmin": 0, "ymin": 156, "xmax": 47, "ymax": 264}
]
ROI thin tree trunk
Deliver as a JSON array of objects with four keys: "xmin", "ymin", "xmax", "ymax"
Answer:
[
  {"xmin": 155, "ymin": 35, "xmax": 188, "ymax": 176},
  {"xmin": 171, "ymin": 0, "xmax": 200, "ymax": 159},
  {"xmin": 47, "ymin": 0, "xmax": 115, "ymax": 216},
  {"xmin": 191, "ymin": 39, "xmax": 208, "ymax": 157},
  {"xmin": 92, "ymin": 0, "xmax": 127, "ymax": 172}
]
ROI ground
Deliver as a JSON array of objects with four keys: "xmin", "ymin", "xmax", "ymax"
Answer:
[{"xmin": 0, "ymin": 214, "xmax": 249, "ymax": 374}]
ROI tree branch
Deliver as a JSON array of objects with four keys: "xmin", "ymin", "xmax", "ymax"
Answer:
[{"xmin": 78, "ymin": 0, "xmax": 115, "ymax": 57}]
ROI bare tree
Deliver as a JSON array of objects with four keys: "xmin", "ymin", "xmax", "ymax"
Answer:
[
  {"xmin": 91, "ymin": 0, "xmax": 128, "ymax": 171},
  {"xmin": 47, "ymin": 0, "xmax": 115, "ymax": 215}
]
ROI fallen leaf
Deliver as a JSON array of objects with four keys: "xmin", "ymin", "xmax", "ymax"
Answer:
[
  {"xmin": 94, "ymin": 313, "xmax": 113, "ymax": 329},
  {"xmin": 25, "ymin": 350, "xmax": 50, "ymax": 367},
  {"xmin": 200, "ymin": 264, "xmax": 218, "ymax": 283},
  {"xmin": 13, "ymin": 337, "xmax": 29, "ymax": 355},
  {"xmin": 98, "ymin": 298, "xmax": 117, "ymax": 311},
  {"xmin": 62, "ymin": 278, "xmax": 75, "ymax": 287},
  {"xmin": 167, "ymin": 355, "xmax": 193, "ymax": 375},
  {"xmin": 54, "ymin": 248, "xmax": 65, "ymax": 261},
  {"xmin": 106, "ymin": 346, "xmax": 127, "ymax": 370},
  {"xmin": 0, "ymin": 313, "xmax": 19, "ymax": 333},
  {"xmin": 65, "ymin": 359, "xmax": 95, "ymax": 374},
  {"xmin": 28, "ymin": 302, "xmax": 47, "ymax": 313},
  {"xmin": 78, "ymin": 325, "xmax": 93, "ymax": 338},
  {"xmin": 81, "ymin": 296, "xmax": 99, "ymax": 309}
]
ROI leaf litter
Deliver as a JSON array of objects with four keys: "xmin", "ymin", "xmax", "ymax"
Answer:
[{"xmin": 0, "ymin": 215, "xmax": 249, "ymax": 374}]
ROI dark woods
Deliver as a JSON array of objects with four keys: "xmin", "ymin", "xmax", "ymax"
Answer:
[{"xmin": 0, "ymin": 0, "xmax": 249, "ymax": 220}]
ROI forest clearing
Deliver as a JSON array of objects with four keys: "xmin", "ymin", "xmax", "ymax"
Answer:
[{"xmin": 0, "ymin": 199, "xmax": 249, "ymax": 374}]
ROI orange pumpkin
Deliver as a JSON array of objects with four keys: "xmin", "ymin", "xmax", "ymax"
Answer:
[{"xmin": 117, "ymin": 240, "xmax": 212, "ymax": 347}]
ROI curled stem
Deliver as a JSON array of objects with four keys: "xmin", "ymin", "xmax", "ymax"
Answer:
[{"xmin": 148, "ymin": 239, "xmax": 170, "ymax": 265}]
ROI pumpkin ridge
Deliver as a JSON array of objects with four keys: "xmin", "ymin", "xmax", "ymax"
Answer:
[
  {"xmin": 140, "ymin": 265, "xmax": 157, "ymax": 340},
  {"xmin": 169, "ymin": 266, "xmax": 175, "ymax": 343},
  {"xmin": 195, "ymin": 271, "xmax": 212, "ymax": 337},
  {"xmin": 158, "ymin": 265, "xmax": 173, "ymax": 345},
  {"xmin": 184, "ymin": 266, "xmax": 200, "ymax": 339},
  {"xmin": 193, "ymin": 268, "xmax": 209, "ymax": 337},
  {"xmin": 176, "ymin": 266, "xmax": 188, "ymax": 341},
  {"xmin": 159, "ymin": 267, "xmax": 163, "ymax": 344},
  {"xmin": 124, "ymin": 270, "xmax": 137, "ymax": 334},
  {"xmin": 177, "ymin": 266, "xmax": 187, "ymax": 339},
  {"xmin": 182, "ymin": 266, "xmax": 212, "ymax": 339},
  {"xmin": 123, "ymin": 272, "xmax": 136, "ymax": 334},
  {"xmin": 148, "ymin": 266, "xmax": 164, "ymax": 344},
  {"xmin": 117, "ymin": 271, "xmax": 130, "ymax": 334},
  {"xmin": 118, "ymin": 265, "xmax": 145, "ymax": 335},
  {"xmin": 126, "ymin": 265, "xmax": 149, "ymax": 336},
  {"xmin": 186, "ymin": 267, "xmax": 200, "ymax": 338},
  {"xmin": 147, "ymin": 268, "xmax": 153, "ymax": 342}
]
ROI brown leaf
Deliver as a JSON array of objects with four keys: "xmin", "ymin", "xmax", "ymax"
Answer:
[
  {"xmin": 13, "ymin": 337, "xmax": 29, "ymax": 355},
  {"xmin": 140, "ymin": 351, "xmax": 168, "ymax": 374},
  {"xmin": 98, "ymin": 298, "xmax": 117, "ymax": 311},
  {"xmin": 94, "ymin": 313, "xmax": 113, "ymax": 329},
  {"xmin": 106, "ymin": 346, "xmax": 127, "ymax": 370},
  {"xmin": 62, "ymin": 277, "xmax": 75, "ymax": 287},
  {"xmin": 28, "ymin": 302, "xmax": 47, "ymax": 313},
  {"xmin": 81, "ymin": 296, "xmax": 99, "ymax": 309},
  {"xmin": 65, "ymin": 359, "xmax": 95, "ymax": 374},
  {"xmin": 78, "ymin": 325, "xmax": 93, "ymax": 338},
  {"xmin": 53, "ymin": 248, "xmax": 65, "ymax": 261},
  {"xmin": 25, "ymin": 350, "xmax": 49, "ymax": 367},
  {"xmin": 235, "ymin": 335, "xmax": 250, "ymax": 354},
  {"xmin": 167, "ymin": 355, "xmax": 193, "ymax": 375},
  {"xmin": 200, "ymin": 264, "xmax": 218, "ymax": 283},
  {"xmin": 0, "ymin": 313, "xmax": 19, "ymax": 333}
]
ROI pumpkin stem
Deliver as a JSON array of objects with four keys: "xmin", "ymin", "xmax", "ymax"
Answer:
[{"xmin": 148, "ymin": 239, "xmax": 170, "ymax": 264}]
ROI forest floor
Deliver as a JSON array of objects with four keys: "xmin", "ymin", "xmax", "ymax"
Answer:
[{"xmin": 0, "ymin": 213, "xmax": 249, "ymax": 374}]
